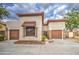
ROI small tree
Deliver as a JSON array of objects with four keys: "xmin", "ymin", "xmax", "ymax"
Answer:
[
  {"xmin": 0, "ymin": 6, "xmax": 9, "ymax": 40},
  {"xmin": 0, "ymin": 7, "xmax": 9, "ymax": 29},
  {"xmin": 0, "ymin": 7, "xmax": 10, "ymax": 20},
  {"xmin": 65, "ymin": 9, "xmax": 79, "ymax": 32}
]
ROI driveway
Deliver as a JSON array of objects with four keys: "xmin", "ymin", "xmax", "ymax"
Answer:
[{"xmin": 0, "ymin": 39, "xmax": 79, "ymax": 55}]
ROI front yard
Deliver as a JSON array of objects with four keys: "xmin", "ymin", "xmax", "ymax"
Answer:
[{"xmin": 0, "ymin": 39, "xmax": 79, "ymax": 55}]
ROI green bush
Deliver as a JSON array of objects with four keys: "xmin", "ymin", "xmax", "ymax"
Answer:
[
  {"xmin": 42, "ymin": 35, "xmax": 48, "ymax": 42},
  {"xmin": 0, "ymin": 35, "xmax": 6, "ymax": 41}
]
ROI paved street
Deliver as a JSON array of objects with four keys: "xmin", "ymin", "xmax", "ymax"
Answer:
[{"xmin": 0, "ymin": 39, "xmax": 79, "ymax": 55}]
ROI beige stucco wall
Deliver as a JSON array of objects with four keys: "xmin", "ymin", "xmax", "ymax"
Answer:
[
  {"xmin": 6, "ymin": 20, "xmax": 20, "ymax": 29},
  {"xmin": 48, "ymin": 22, "xmax": 65, "ymax": 30},
  {"xmin": 19, "ymin": 16, "xmax": 42, "ymax": 41},
  {"xmin": 43, "ymin": 25, "xmax": 48, "ymax": 31}
]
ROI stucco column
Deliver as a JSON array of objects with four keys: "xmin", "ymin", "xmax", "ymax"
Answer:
[
  {"xmin": 7, "ymin": 30, "xmax": 10, "ymax": 40},
  {"xmin": 37, "ymin": 27, "xmax": 42, "ymax": 41},
  {"xmin": 48, "ymin": 30, "xmax": 52, "ymax": 39},
  {"xmin": 35, "ymin": 27, "xmax": 37, "ymax": 37},
  {"xmin": 62, "ymin": 29, "xmax": 64, "ymax": 40},
  {"xmin": 19, "ymin": 27, "xmax": 23, "ymax": 40}
]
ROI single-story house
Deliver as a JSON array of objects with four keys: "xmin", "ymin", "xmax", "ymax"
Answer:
[{"xmin": 5, "ymin": 12, "xmax": 66, "ymax": 41}]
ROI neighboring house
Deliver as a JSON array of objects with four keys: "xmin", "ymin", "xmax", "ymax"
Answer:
[
  {"xmin": 0, "ymin": 22, "xmax": 7, "ymax": 37},
  {"xmin": 6, "ymin": 12, "xmax": 66, "ymax": 40}
]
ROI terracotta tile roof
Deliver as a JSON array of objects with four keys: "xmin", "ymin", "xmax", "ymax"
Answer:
[
  {"xmin": 16, "ymin": 12, "xmax": 44, "ymax": 17},
  {"xmin": 48, "ymin": 19, "xmax": 65, "ymax": 22}
]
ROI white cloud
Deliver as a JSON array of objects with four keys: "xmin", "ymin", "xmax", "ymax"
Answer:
[
  {"xmin": 56, "ymin": 15, "xmax": 63, "ymax": 19},
  {"xmin": 2, "ymin": 19, "xmax": 9, "ymax": 22},
  {"xmin": 7, "ymin": 4, "xmax": 22, "ymax": 12},
  {"xmin": 45, "ymin": 5, "xmax": 59, "ymax": 14},
  {"xmin": 45, "ymin": 6, "xmax": 52, "ymax": 13},
  {"xmin": 44, "ymin": 4, "xmax": 68, "ymax": 20},
  {"xmin": 48, "ymin": 14, "xmax": 63, "ymax": 20},
  {"xmin": 65, "ymin": 9, "xmax": 68, "ymax": 14},
  {"xmin": 54, "ymin": 5, "xmax": 68, "ymax": 14},
  {"xmin": 5, "ymin": 3, "xmax": 71, "ymax": 21},
  {"xmin": 49, "ymin": 16, "xmax": 55, "ymax": 19},
  {"xmin": 45, "ymin": 18, "xmax": 49, "ymax": 21}
]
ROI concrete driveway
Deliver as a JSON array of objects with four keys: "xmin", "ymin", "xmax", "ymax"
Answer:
[{"xmin": 0, "ymin": 39, "xmax": 79, "ymax": 55}]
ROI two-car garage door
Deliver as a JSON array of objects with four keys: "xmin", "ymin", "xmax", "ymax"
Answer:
[
  {"xmin": 51, "ymin": 30, "xmax": 62, "ymax": 39},
  {"xmin": 10, "ymin": 30, "xmax": 19, "ymax": 40}
]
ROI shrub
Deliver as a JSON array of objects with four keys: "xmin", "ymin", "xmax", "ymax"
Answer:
[
  {"xmin": 42, "ymin": 35, "xmax": 48, "ymax": 42},
  {"xmin": 0, "ymin": 35, "xmax": 6, "ymax": 41}
]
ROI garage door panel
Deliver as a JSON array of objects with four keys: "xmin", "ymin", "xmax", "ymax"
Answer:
[
  {"xmin": 52, "ymin": 30, "xmax": 62, "ymax": 39},
  {"xmin": 10, "ymin": 30, "xmax": 19, "ymax": 40}
]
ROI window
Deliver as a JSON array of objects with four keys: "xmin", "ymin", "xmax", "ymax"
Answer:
[{"xmin": 26, "ymin": 27, "xmax": 35, "ymax": 36}]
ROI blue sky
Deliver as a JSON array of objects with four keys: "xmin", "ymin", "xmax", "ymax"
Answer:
[{"xmin": 1, "ymin": 3, "xmax": 79, "ymax": 21}]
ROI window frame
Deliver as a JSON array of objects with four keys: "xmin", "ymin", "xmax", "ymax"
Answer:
[{"xmin": 25, "ymin": 26, "xmax": 35, "ymax": 36}]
